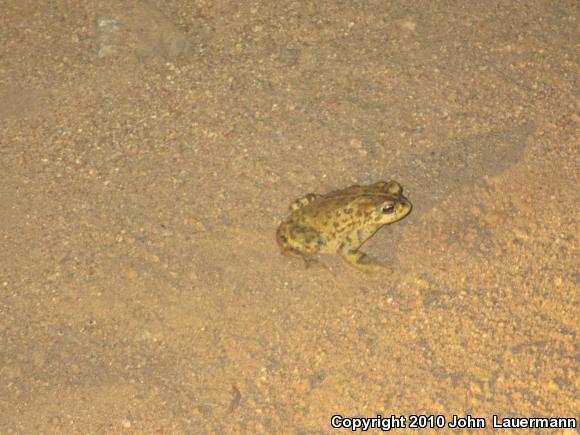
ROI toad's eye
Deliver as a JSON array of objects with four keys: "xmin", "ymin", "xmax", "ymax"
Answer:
[{"xmin": 382, "ymin": 204, "xmax": 395, "ymax": 214}]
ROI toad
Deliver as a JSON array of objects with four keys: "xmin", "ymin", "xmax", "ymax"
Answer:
[{"xmin": 276, "ymin": 181, "xmax": 412, "ymax": 272}]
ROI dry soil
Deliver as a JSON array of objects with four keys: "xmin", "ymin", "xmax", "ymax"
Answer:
[{"xmin": 0, "ymin": 0, "xmax": 578, "ymax": 433}]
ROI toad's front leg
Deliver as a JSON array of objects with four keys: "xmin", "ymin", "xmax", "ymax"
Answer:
[{"xmin": 338, "ymin": 245, "xmax": 386, "ymax": 273}]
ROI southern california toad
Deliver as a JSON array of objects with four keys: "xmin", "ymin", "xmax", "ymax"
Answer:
[{"xmin": 276, "ymin": 181, "xmax": 412, "ymax": 272}]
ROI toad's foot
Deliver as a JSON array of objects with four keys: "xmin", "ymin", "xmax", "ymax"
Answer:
[
  {"xmin": 279, "ymin": 244, "xmax": 325, "ymax": 270},
  {"xmin": 303, "ymin": 256, "xmax": 327, "ymax": 270},
  {"xmin": 340, "ymin": 248, "xmax": 387, "ymax": 273}
]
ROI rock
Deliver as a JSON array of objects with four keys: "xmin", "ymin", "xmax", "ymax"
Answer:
[{"xmin": 96, "ymin": 0, "xmax": 189, "ymax": 60}]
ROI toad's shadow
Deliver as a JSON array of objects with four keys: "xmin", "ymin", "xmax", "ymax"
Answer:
[{"xmin": 381, "ymin": 123, "xmax": 534, "ymax": 261}]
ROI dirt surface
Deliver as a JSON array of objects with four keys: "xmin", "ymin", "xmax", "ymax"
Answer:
[{"xmin": 1, "ymin": 1, "xmax": 578, "ymax": 433}]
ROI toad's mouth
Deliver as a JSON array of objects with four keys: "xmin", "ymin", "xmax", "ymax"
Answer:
[{"xmin": 398, "ymin": 199, "xmax": 413, "ymax": 216}]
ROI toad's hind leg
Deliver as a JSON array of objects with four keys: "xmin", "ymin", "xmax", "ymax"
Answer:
[
  {"xmin": 276, "ymin": 223, "xmax": 324, "ymax": 268},
  {"xmin": 339, "ymin": 246, "xmax": 386, "ymax": 273}
]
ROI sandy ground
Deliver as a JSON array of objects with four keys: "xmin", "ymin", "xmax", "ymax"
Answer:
[{"xmin": 1, "ymin": 0, "xmax": 578, "ymax": 433}]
